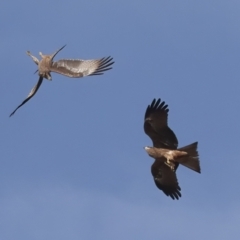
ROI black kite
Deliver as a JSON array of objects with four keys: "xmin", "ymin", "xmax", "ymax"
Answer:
[{"xmin": 144, "ymin": 98, "xmax": 200, "ymax": 200}]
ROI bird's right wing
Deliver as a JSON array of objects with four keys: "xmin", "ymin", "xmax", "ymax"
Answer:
[
  {"xmin": 10, "ymin": 77, "xmax": 43, "ymax": 117},
  {"xmin": 144, "ymin": 98, "xmax": 178, "ymax": 149},
  {"xmin": 151, "ymin": 160, "xmax": 181, "ymax": 200},
  {"xmin": 50, "ymin": 56, "xmax": 114, "ymax": 78}
]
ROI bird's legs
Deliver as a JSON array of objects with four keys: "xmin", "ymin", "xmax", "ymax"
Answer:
[
  {"xmin": 165, "ymin": 157, "xmax": 175, "ymax": 171},
  {"xmin": 26, "ymin": 51, "xmax": 39, "ymax": 65}
]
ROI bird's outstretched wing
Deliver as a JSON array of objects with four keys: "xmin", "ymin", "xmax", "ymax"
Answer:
[
  {"xmin": 144, "ymin": 98, "xmax": 178, "ymax": 149},
  {"xmin": 50, "ymin": 56, "xmax": 114, "ymax": 78},
  {"xmin": 10, "ymin": 77, "xmax": 43, "ymax": 117},
  {"xmin": 151, "ymin": 160, "xmax": 181, "ymax": 200}
]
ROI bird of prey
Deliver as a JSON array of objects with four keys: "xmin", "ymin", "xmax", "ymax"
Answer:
[
  {"xmin": 144, "ymin": 142, "xmax": 200, "ymax": 173},
  {"xmin": 144, "ymin": 98, "xmax": 200, "ymax": 200},
  {"xmin": 10, "ymin": 45, "xmax": 114, "ymax": 117}
]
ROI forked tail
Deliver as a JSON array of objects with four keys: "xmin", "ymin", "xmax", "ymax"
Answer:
[{"xmin": 177, "ymin": 142, "xmax": 201, "ymax": 173}]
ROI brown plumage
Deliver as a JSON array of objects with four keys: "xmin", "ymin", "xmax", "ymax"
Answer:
[
  {"xmin": 150, "ymin": 161, "xmax": 181, "ymax": 200},
  {"xmin": 144, "ymin": 98, "xmax": 178, "ymax": 149},
  {"xmin": 10, "ymin": 45, "xmax": 114, "ymax": 117},
  {"xmin": 145, "ymin": 142, "xmax": 201, "ymax": 173},
  {"xmin": 144, "ymin": 99, "xmax": 200, "ymax": 200}
]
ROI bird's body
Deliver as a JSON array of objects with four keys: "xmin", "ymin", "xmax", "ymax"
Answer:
[
  {"xmin": 144, "ymin": 98, "xmax": 200, "ymax": 200},
  {"xmin": 38, "ymin": 53, "xmax": 53, "ymax": 80},
  {"xmin": 145, "ymin": 147, "xmax": 187, "ymax": 170},
  {"xmin": 10, "ymin": 45, "xmax": 114, "ymax": 116},
  {"xmin": 145, "ymin": 142, "xmax": 200, "ymax": 173}
]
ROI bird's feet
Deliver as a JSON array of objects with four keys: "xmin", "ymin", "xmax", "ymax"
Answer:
[
  {"xmin": 26, "ymin": 51, "xmax": 39, "ymax": 65},
  {"xmin": 165, "ymin": 159, "xmax": 175, "ymax": 171}
]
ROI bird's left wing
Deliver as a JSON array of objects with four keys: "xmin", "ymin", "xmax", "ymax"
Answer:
[
  {"xmin": 151, "ymin": 160, "xmax": 181, "ymax": 200},
  {"xmin": 50, "ymin": 56, "xmax": 114, "ymax": 78},
  {"xmin": 10, "ymin": 77, "xmax": 43, "ymax": 117}
]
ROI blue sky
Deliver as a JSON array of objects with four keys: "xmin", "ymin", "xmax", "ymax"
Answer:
[{"xmin": 1, "ymin": 0, "xmax": 240, "ymax": 239}]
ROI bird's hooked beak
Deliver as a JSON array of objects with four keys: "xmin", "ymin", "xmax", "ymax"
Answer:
[
  {"xmin": 144, "ymin": 146, "xmax": 151, "ymax": 155},
  {"xmin": 144, "ymin": 146, "xmax": 155, "ymax": 158}
]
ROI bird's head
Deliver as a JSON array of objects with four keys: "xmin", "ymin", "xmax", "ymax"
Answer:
[{"xmin": 144, "ymin": 146, "xmax": 155, "ymax": 158}]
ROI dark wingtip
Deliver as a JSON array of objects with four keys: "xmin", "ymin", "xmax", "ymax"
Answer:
[
  {"xmin": 9, "ymin": 107, "xmax": 18, "ymax": 117},
  {"xmin": 90, "ymin": 56, "xmax": 114, "ymax": 75},
  {"xmin": 9, "ymin": 111, "xmax": 15, "ymax": 117},
  {"xmin": 51, "ymin": 45, "xmax": 67, "ymax": 60},
  {"xmin": 62, "ymin": 44, "xmax": 67, "ymax": 49},
  {"xmin": 169, "ymin": 189, "xmax": 181, "ymax": 200},
  {"xmin": 144, "ymin": 98, "xmax": 169, "ymax": 120},
  {"xmin": 60, "ymin": 44, "xmax": 67, "ymax": 49}
]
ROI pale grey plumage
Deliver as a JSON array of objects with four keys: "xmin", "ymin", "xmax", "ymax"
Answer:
[{"xmin": 10, "ymin": 45, "xmax": 114, "ymax": 117}]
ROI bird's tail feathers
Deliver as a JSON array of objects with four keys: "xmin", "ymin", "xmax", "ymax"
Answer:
[{"xmin": 177, "ymin": 142, "xmax": 201, "ymax": 173}]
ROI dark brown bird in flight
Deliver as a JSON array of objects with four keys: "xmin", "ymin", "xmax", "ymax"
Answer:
[
  {"xmin": 145, "ymin": 142, "xmax": 200, "ymax": 172},
  {"xmin": 10, "ymin": 45, "xmax": 114, "ymax": 117},
  {"xmin": 144, "ymin": 98, "xmax": 200, "ymax": 200}
]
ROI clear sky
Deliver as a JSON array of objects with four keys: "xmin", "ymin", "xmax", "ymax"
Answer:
[{"xmin": 1, "ymin": 0, "xmax": 240, "ymax": 239}]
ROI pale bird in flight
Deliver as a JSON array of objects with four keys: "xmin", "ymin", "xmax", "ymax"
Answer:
[{"xmin": 10, "ymin": 45, "xmax": 114, "ymax": 117}]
